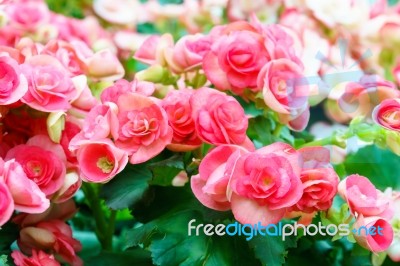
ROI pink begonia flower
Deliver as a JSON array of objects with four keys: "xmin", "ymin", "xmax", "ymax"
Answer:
[
  {"xmin": 257, "ymin": 58, "xmax": 310, "ymax": 131},
  {"xmin": 372, "ymin": 98, "xmax": 400, "ymax": 132},
  {"xmin": 338, "ymin": 175, "xmax": 394, "ymax": 220},
  {"xmin": 6, "ymin": 0, "xmax": 50, "ymax": 31},
  {"xmin": 21, "ymin": 55, "xmax": 77, "ymax": 112},
  {"xmin": 72, "ymin": 138, "xmax": 128, "ymax": 183},
  {"xmin": 0, "ymin": 55, "xmax": 28, "ymax": 105},
  {"xmin": 60, "ymin": 121, "xmax": 81, "ymax": 165},
  {"xmin": 18, "ymin": 220, "xmax": 82, "ymax": 266},
  {"xmin": 171, "ymin": 33, "xmax": 211, "ymax": 72},
  {"xmin": 3, "ymin": 159, "xmax": 49, "ymax": 213},
  {"xmin": 93, "ymin": 0, "xmax": 140, "ymax": 25},
  {"xmin": 191, "ymin": 145, "xmax": 249, "ymax": 211},
  {"xmin": 286, "ymin": 147, "xmax": 339, "ymax": 224},
  {"xmin": 6, "ymin": 135, "xmax": 66, "ymax": 196},
  {"xmin": 388, "ymin": 192, "xmax": 400, "ymax": 262},
  {"xmin": 162, "ymin": 89, "xmax": 202, "ymax": 152},
  {"xmin": 190, "ymin": 87, "xmax": 253, "ymax": 149},
  {"xmin": 87, "ymin": 49, "xmax": 125, "ymax": 81},
  {"xmin": 0, "ymin": 180, "xmax": 14, "ymax": 227},
  {"xmin": 13, "ymin": 199, "xmax": 77, "ymax": 228},
  {"xmin": 326, "ymin": 75, "xmax": 400, "ymax": 123},
  {"xmin": 202, "ymin": 21, "xmax": 270, "ymax": 94},
  {"xmin": 353, "ymin": 215, "xmax": 394, "ymax": 253},
  {"xmin": 12, "ymin": 250, "xmax": 60, "ymax": 266},
  {"xmin": 52, "ymin": 169, "xmax": 82, "ymax": 203},
  {"xmin": 134, "ymin": 34, "xmax": 174, "ymax": 67},
  {"xmin": 229, "ymin": 142, "xmax": 303, "ymax": 225},
  {"xmin": 101, "ymin": 79, "xmax": 155, "ymax": 104},
  {"xmin": 114, "ymin": 92, "xmax": 173, "ymax": 164}
]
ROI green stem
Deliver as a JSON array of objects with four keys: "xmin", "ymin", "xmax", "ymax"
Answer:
[
  {"xmin": 299, "ymin": 134, "xmax": 346, "ymax": 148},
  {"xmin": 273, "ymin": 123, "xmax": 284, "ymax": 137},
  {"xmin": 81, "ymin": 183, "xmax": 115, "ymax": 251}
]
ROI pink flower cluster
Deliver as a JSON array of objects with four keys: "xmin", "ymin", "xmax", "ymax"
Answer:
[
  {"xmin": 339, "ymin": 175, "xmax": 395, "ymax": 252},
  {"xmin": 135, "ymin": 18, "xmax": 310, "ymax": 131},
  {"xmin": 70, "ymin": 84, "xmax": 251, "ymax": 183},
  {"xmin": 191, "ymin": 143, "xmax": 339, "ymax": 226}
]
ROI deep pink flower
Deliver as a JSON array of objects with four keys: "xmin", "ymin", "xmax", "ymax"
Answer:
[
  {"xmin": 0, "ymin": 55, "xmax": 28, "ymax": 105},
  {"xmin": 12, "ymin": 250, "xmax": 60, "ymax": 266},
  {"xmin": 229, "ymin": 142, "xmax": 303, "ymax": 225},
  {"xmin": 162, "ymin": 89, "xmax": 202, "ymax": 151}
]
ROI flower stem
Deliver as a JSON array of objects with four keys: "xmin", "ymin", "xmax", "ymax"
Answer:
[
  {"xmin": 273, "ymin": 123, "xmax": 284, "ymax": 137},
  {"xmin": 81, "ymin": 183, "xmax": 115, "ymax": 251}
]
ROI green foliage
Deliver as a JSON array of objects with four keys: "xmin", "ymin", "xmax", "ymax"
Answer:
[
  {"xmin": 148, "ymin": 154, "xmax": 185, "ymax": 186},
  {"xmin": 343, "ymin": 145, "xmax": 400, "ymax": 190},
  {"xmin": 100, "ymin": 164, "xmax": 153, "ymax": 210}
]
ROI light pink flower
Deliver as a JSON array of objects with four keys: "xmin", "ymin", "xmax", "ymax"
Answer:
[
  {"xmin": 190, "ymin": 87, "xmax": 252, "ymax": 149},
  {"xmin": 191, "ymin": 145, "xmax": 249, "ymax": 211},
  {"xmin": 21, "ymin": 55, "xmax": 77, "ymax": 112},
  {"xmin": 101, "ymin": 79, "xmax": 155, "ymax": 104},
  {"xmin": 93, "ymin": 0, "xmax": 140, "ymax": 25},
  {"xmin": 203, "ymin": 21, "xmax": 270, "ymax": 94},
  {"xmin": 3, "ymin": 159, "xmax": 49, "ymax": 213},
  {"xmin": 229, "ymin": 142, "xmax": 303, "ymax": 225},
  {"xmin": 257, "ymin": 58, "xmax": 310, "ymax": 131},
  {"xmin": 52, "ymin": 169, "xmax": 82, "ymax": 203},
  {"xmin": 18, "ymin": 220, "xmax": 82, "ymax": 266},
  {"xmin": 115, "ymin": 92, "xmax": 173, "ymax": 164},
  {"xmin": 12, "ymin": 250, "xmax": 60, "ymax": 266},
  {"xmin": 6, "ymin": 135, "xmax": 66, "ymax": 196},
  {"xmin": 172, "ymin": 34, "xmax": 211, "ymax": 72},
  {"xmin": 87, "ymin": 49, "xmax": 125, "ymax": 81},
  {"xmin": 0, "ymin": 180, "xmax": 14, "ymax": 227},
  {"xmin": 6, "ymin": 0, "xmax": 50, "ymax": 31},
  {"xmin": 162, "ymin": 89, "xmax": 202, "ymax": 152},
  {"xmin": 338, "ymin": 174, "xmax": 394, "ymax": 220},
  {"xmin": 0, "ymin": 55, "xmax": 28, "ymax": 105},
  {"xmin": 73, "ymin": 138, "xmax": 128, "ymax": 183},
  {"xmin": 134, "ymin": 34, "xmax": 174, "ymax": 67},
  {"xmin": 326, "ymin": 75, "xmax": 400, "ymax": 123},
  {"xmin": 353, "ymin": 215, "xmax": 394, "ymax": 253},
  {"xmin": 372, "ymin": 98, "xmax": 400, "ymax": 132}
]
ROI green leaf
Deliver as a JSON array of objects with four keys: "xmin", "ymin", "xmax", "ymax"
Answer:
[
  {"xmin": 249, "ymin": 233, "xmax": 297, "ymax": 266},
  {"xmin": 148, "ymin": 155, "xmax": 185, "ymax": 186},
  {"xmin": 100, "ymin": 164, "xmax": 152, "ymax": 210},
  {"xmin": 344, "ymin": 145, "xmax": 400, "ymax": 190},
  {"xmin": 123, "ymin": 186, "xmax": 260, "ymax": 266},
  {"xmin": 0, "ymin": 223, "xmax": 18, "ymax": 254},
  {"xmin": 84, "ymin": 249, "xmax": 153, "ymax": 266}
]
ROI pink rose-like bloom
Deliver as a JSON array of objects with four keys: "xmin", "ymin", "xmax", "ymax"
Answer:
[
  {"xmin": 72, "ymin": 139, "xmax": 128, "ymax": 183},
  {"xmin": 6, "ymin": 135, "xmax": 66, "ymax": 196},
  {"xmin": 290, "ymin": 147, "xmax": 338, "ymax": 213},
  {"xmin": 353, "ymin": 215, "xmax": 394, "ymax": 253},
  {"xmin": 162, "ymin": 89, "xmax": 202, "ymax": 151},
  {"xmin": 87, "ymin": 49, "xmax": 125, "ymax": 81},
  {"xmin": 18, "ymin": 220, "xmax": 82, "ymax": 266},
  {"xmin": 0, "ymin": 55, "xmax": 28, "ymax": 105},
  {"xmin": 203, "ymin": 21, "xmax": 270, "ymax": 94},
  {"xmin": 257, "ymin": 58, "xmax": 310, "ymax": 131},
  {"xmin": 93, "ymin": 0, "xmax": 140, "ymax": 25},
  {"xmin": 372, "ymin": 98, "xmax": 400, "ymax": 132},
  {"xmin": 191, "ymin": 145, "xmax": 249, "ymax": 211},
  {"xmin": 171, "ymin": 34, "xmax": 211, "ymax": 72},
  {"xmin": 326, "ymin": 75, "xmax": 400, "ymax": 123},
  {"xmin": 3, "ymin": 159, "xmax": 49, "ymax": 213},
  {"xmin": 101, "ymin": 79, "xmax": 155, "ymax": 104},
  {"xmin": 41, "ymin": 40, "xmax": 88, "ymax": 76},
  {"xmin": 6, "ymin": 0, "xmax": 50, "ymax": 31},
  {"xmin": 60, "ymin": 121, "xmax": 81, "ymax": 164},
  {"xmin": 115, "ymin": 92, "xmax": 173, "ymax": 164},
  {"xmin": 134, "ymin": 34, "xmax": 174, "ymax": 67},
  {"xmin": 21, "ymin": 55, "xmax": 77, "ymax": 112},
  {"xmin": 229, "ymin": 142, "xmax": 303, "ymax": 225},
  {"xmin": 0, "ymin": 180, "xmax": 14, "ymax": 227},
  {"xmin": 12, "ymin": 250, "xmax": 60, "ymax": 266},
  {"xmin": 79, "ymin": 102, "xmax": 119, "ymax": 141},
  {"xmin": 338, "ymin": 175, "xmax": 394, "ymax": 220},
  {"xmin": 191, "ymin": 87, "xmax": 251, "ymax": 148}
]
